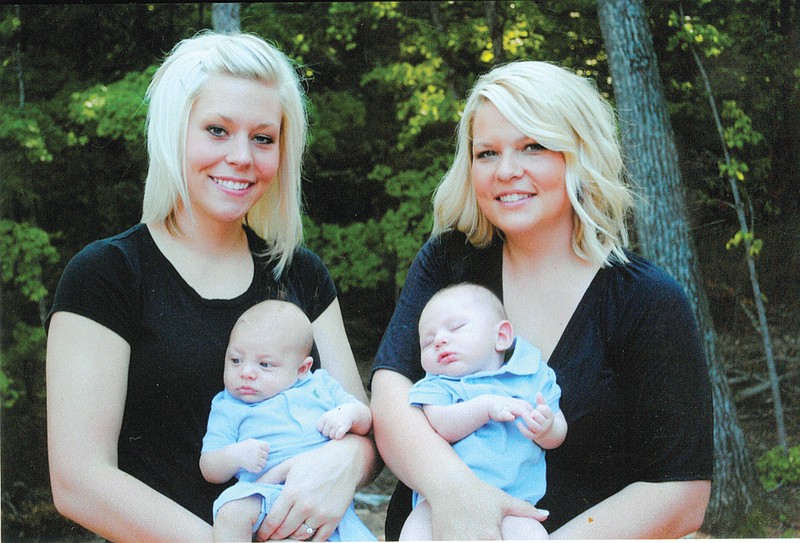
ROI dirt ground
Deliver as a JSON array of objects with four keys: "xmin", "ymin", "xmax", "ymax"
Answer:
[
  {"xmin": 711, "ymin": 301, "xmax": 800, "ymax": 537},
  {"xmin": 354, "ymin": 469, "xmax": 396, "ymax": 541}
]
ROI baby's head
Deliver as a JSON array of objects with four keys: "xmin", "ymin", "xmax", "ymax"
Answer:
[
  {"xmin": 418, "ymin": 283, "xmax": 513, "ymax": 378},
  {"xmin": 223, "ymin": 300, "xmax": 314, "ymax": 403}
]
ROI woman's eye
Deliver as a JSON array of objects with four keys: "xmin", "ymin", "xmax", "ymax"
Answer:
[
  {"xmin": 208, "ymin": 126, "xmax": 226, "ymax": 137},
  {"xmin": 525, "ymin": 142, "xmax": 546, "ymax": 152},
  {"xmin": 475, "ymin": 149, "xmax": 496, "ymax": 160},
  {"xmin": 253, "ymin": 134, "xmax": 274, "ymax": 145}
]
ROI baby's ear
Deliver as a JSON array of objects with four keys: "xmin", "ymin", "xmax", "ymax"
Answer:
[
  {"xmin": 297, "ymin": 356, "xmax": 314, "ymax": 378},
  {"xmin": 494, "ymin": 320, "xmax": 514, "ymax": 351}
]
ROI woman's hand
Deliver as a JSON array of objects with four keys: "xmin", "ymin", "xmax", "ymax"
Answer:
[
  {"xmin": 428, "ymin": 475, "xmax": 547, "ymax": 540},
  {"xmin": 253, "ymin": 435, "xmax": 371, "ymax": 541}
]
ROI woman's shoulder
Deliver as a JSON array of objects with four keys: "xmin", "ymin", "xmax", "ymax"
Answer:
[
  {"xmin": 419, "ymin": 230, "xmax": 500, "ymax": 272},
  {"xmin": 608, "ymin": 251, "xmax": 686, "ymax": 295},
  {"xmin": 603, "ymin": 250, "xmax": 694, "ymax": 318},
  {"xmin": 64, "ymin": 224, "xmax": 149, "ymax": 274},
  {"xmin": 48, "ymin": 225, "xmax": 149, "ymax": 336},
  {"xmin": 423, "ymin": 230, "xmax": 482, "ymax": 255}
]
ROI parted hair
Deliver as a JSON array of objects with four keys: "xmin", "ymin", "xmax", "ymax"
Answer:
[
  {"xmin": 432, "ymin": 60, "xmax": 633, "ymax": 267},
  {"xmin": 141, "ymin": 31, "xmax": 307, "ymax": 278}
]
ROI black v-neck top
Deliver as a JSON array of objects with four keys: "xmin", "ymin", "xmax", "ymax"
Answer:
[
  {"xmin": 47, "ymin": 223, "xmax": 336, "ymax": 523},
  {"xmin": 372, "ymin": 231, "xmax": 712, "ymax": 534}
]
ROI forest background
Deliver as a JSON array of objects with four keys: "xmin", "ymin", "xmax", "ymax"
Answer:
[{"xmin": 1, "ymin": 1, "xmax": 798, "ymax": 541}]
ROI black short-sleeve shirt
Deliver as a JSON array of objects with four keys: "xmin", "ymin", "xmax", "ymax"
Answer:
[
  {"xmin": 372, "ymin": 231, "xmax": 713, "ymax": 534},
  {"xmin": 47, "ymin": 223, "xmax": 337, "ymax": 523}
]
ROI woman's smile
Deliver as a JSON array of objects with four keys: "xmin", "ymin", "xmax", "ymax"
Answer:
[
  {"xmin": 470, "ymin": 102, "xmax": 570, "ymax": 241},
  {"xmin": 184, "ymin": 74, "xmax": 282, "ymax": 226},
  {"xmin": 211, "ymin": 176, "xmax": 254, "ymax": 192}
]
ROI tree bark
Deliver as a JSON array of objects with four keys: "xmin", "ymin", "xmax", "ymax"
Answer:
[
  {"xmin": 596, "ymin": 0, "xmax": 761, "ymax": 532},
  {"xmin": 484, "ymin": 0, "xmax": 505, "ymax": 65},
  {"xmin": 212, "ymin": 3, "xmax": 240, "ymax": 34}
]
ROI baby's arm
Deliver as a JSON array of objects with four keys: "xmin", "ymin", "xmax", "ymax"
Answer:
[
  {"xmin": 422, "ymin": 394, "xmax": 536, "ymax": 443},
  {"xmin": 516, "ymin": 392, "xmax": 568, "ymax": 449},
  {"xmin": 199, "ymin": 439, "xmax": 270, "ymax": 484},
  {"xmin": 317, "ymin": 400, "xmax": 372, "ymax": 440}
]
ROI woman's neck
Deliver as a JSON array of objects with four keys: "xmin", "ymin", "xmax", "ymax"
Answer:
[
  {"xmin": 146, "ymin": 212, "xmax": 254, "ymax": 300},
  {"xmin": 500, "ymin": 228, "xmax": 600, "ymax": 361},
  {"xmin": 501, "ymin": 222, "xmax": 581, "ymax": 274},
  {"xmin": 166, "ymin": 208, "xmax": 248, "ymax": 256}
]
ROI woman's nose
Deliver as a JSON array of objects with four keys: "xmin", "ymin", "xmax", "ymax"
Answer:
[
  {"xmin": 496, "ymin": 152, "xmax": 522, "ymax": 181},
  {"xmin": 227, "ymin": 135, "xmax": 253, "ymax": 168}
]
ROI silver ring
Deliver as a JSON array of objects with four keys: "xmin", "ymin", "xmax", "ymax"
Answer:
[{"xmin": 302, "ymin": 523, "xmax": 316, "ymax": 535}]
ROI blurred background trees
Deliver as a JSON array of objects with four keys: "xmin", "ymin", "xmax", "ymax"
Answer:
[{"xmin": 1, "ymin": 2, "xmax": 797, "ymax": 538}]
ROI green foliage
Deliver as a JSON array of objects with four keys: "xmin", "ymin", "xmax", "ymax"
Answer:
[
  {"xmin": 2, "ymin": 321, "xmax": 47, "ymax": 408},
  {"xmin": 757, "ymin": 445, "xmax": 800, "ymax": 491},
  {"xmin": 67, "ymin": 66, "xmax": 153, "ymax": 145},
  {"xmin": 306, "ymin": 90, "xmax": 367, "ymax": 158},
  {"xmin": 721, "ymin": 100, "xmax": 764, "ymax": 150},
  {"xmin": 0, "ymin": 106, "xmax": 52, "ymax": 163},
  {"xmin": 1, "ymin": 220, "xmax": 59, "ymax": 303},
  {"xmin": 726, "ymin": 229, "xmax": 763, "ymax": 256},
  {"xmin": 718, "ymin": 156, "xmax": 749, "ymax": 182},
  {"xmin": 0, "ymin": 220, "xmax": 59, "ymax": 408},
  {"xmin": 304, "ymin": 217, "xmax": 390, "ymax": 292},
  {"xmin": 0, "ymin": 368, "xmax": 20, "ymax": 408},
  {"xmin": 666, "ymin": 11, "xmax": 733, "ymax": 58}
]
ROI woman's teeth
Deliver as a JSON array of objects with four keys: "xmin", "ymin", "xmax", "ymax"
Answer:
[
  {"xmin": 498, "ymin": 193, "xmax": 530, "ymax": 202},
  {"xmin": 213, "ymin": 178, "xmax": 250, "ymax": 190}
]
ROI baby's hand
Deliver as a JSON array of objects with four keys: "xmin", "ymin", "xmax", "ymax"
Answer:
[
  {"xmin": 317, "ymin": 406, "xmax": 354, "ymax": 440},
  {"xmin": 516, "ymin": 393, "xmax": 555, "ymax": 440},
  {"xmin": 484, "ymin": 395, "xmax": 535, "ymax": 423},
  {"xmin": 232, "ymin": 438, "xmax": 270, "ymax": 473}
]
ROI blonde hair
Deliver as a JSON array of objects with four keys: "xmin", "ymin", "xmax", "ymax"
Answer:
[
  {"xmin": 141, "ymin": 31, "xmax": 307, "ymax": 278},
  {"xmin": 433, "ymin": 61, "xmax": 633, "ymax": 267}
]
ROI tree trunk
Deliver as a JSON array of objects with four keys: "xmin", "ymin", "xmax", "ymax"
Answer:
[
  {"xmin": 212, "ymin": 3, "xmax": 240, "ymax": 34},
  {"xmin": 596, "ymin": 0, "xmax": 761, "ymax": 532},
  {"xmin": 484, "ymin": 0, "xmax": 505, "ymax": 65}
]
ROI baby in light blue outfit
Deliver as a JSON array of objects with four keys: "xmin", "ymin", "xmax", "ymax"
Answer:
[
  {"xmin": 200, "ymin": 300, "xmax": 375, "ymax": 542},
  {"xmin": 402, "ymin": 283, "xmax": 568, "ymax": 540}
]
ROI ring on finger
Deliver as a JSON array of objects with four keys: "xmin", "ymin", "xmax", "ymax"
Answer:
[{"xmin": 302, "ymin": 523, "xmax": 316, "ymax": 536}]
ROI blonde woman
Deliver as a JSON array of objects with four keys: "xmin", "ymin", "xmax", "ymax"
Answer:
[
  {"xmin": 47, "ymin": 32, "xmax": 375, "ymax": 542},
  {"xmin": 371, "ymin": 61, "xmax": 712, "ymax": 539}
]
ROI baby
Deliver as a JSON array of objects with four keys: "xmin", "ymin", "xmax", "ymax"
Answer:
[
  {"xmin": 401, "ymin": 283, "xmax": 567, "ymax": 540},
  {"xmin": 200, "ymin": 300, "xmax": 375, "ymax": 542}
]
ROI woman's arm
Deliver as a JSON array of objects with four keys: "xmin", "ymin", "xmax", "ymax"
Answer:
[
  {"xmin": 47, "ymin": 312, "xmax": 211, "ymax": 543},
  {"xmin": 550, "ymin": 480, "xmax": 711, "ymax": 539},
  {"xmin": 312, "ymin": 298, "xmax": 369, "ymax": 403},
  {"xmin": 371, "ymin": 369, "xmax": 545, "ymax": 540},
  {"xmin": 311, "ymin": 297, "xmax": 377, "ymax": 485},
  {"xmin": 254, "ymin": 298, "xmax": 378, "ymax": 541}
]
